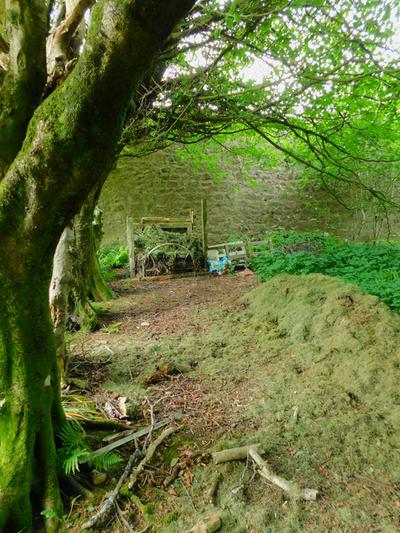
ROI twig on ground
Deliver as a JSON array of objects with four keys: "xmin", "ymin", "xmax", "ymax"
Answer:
[
  {"xmin": 353, "ymin": 473, "xmax": 399, "ymax": 491},
  {"xmin": 81, "ymin": 450, "xmax": 141, "ymax": 529},
  {"xmin": 231, "ymin": 452, "xmax": 256, "ymax": 495},
  {"xmin": 86, "ymin": 420, "xmax": 169, "ymax": 462},
  {"xmin": 142, "ymin": 397, "xmax": 164, "ymax": 451},
  {"xmin": 115, "ymin": 501, "xmax": 135, "ymax": 533},
  {"xmin": 81, "ymin": 448, "xmax": 143, "ymax": 530},
  {"xmin": 84, "ymin": 418, "xmax": 131, "ymax": 431},
  {"xmin": 143, "ymin": 397, "xmax": 155, "ymax": 451},
  {"xmin": 102, "ymin": 419, "xmax": 169, "ymax": 443},
  {"xmin": 211, "ymin": 444, "xmax": 318, "ymax": 502},
  {"xmin": 83, "ymin": 425, "xmax": 178, "ymax": 528},
  {"xmin": 248, "ymin": 446, "xmax": 318, "ymax": 501},
  {"xmin": 182, "ymin": 481, "xmax": 197, "ymax": 512}
]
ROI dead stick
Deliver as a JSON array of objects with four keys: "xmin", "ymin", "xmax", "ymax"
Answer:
[
  {"xmin": 81, "ymin": 448, "xmax": 142, "ymax": 530},
  {"xmin": 212, "ymin": 444, "xmax": 260, "ymax": 465},
  {"xmin": 102, "ymin": 419, "xmax": 169, "ymax": 443},
  {"xmin": 128, "ymin": 426, "xmax": 177, "ymax": 489},
  {"xmin": 85, "ymin": 420, "xmax": 169, "ymax": 461},
  {"xmin": 248, "ymin": 447, "xmax": 318, "ymax": 501},
  {"xmin": 206, "ymin": 472, "xmax": 222, "ymax": 504}
]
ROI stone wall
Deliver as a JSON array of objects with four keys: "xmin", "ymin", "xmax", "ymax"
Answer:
[{"xmin": 99, "ymin": 144, "xmax": 398, "ymax": 246}]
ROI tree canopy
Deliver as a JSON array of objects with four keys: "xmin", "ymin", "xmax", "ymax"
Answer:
[{"xmin": 124, "ymin": 0, "xmax": 400, "ymax": 205}]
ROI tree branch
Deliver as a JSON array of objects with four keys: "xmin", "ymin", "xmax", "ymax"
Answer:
[
  {"xmin": 47, "ymin": 0, "xmax": 95, "ymax": 76},
  {"xmin": 0, "ymin": 0, "xmax": 48, "ymax": 178}
]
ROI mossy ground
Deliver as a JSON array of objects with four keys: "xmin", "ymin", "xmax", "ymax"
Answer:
[{"xmin": 67, "ymin": 273, "xmax": 400, "ymax": 532}]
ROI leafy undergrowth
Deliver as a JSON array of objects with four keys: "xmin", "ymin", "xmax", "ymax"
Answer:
[
  {"xmin": 98, "ymin": 245, "xmax": 129, "ymax": 280},
  {"xmin": 68, "ymin": 273, "xmax": 400, "ymax": 532},
  {"xmin": 251, "ymin": 231, "xmax": 400, "ymax": 313}
]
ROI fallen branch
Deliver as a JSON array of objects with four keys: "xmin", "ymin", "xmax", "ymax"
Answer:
[
  {"xmin": 102, "ymin": 419, "xmax": 169, "ymax": 443},
  {"xmin": 211, "ymin": 444, "xmax": 260, "ymax": 465},
  {"xmin": 128, "ymin": 426, "xmax": 178, "ymax": 489},
  {"xmin": 116, "ymin": 501, "xmax": 135, "ymax": 533},
  {"xmin": 82, "ymin": 423, "xmax": 179, "ymax": 529},
  {"xmin": 81, "ymin": 448, "xmax": 143, "ymax": 530},
  {"xmin": 143, "ymin": 397, "xmax": 162, "ymax": 451},
  {"xmin": 84, "ymin": 418, "xmax": 132, "ymax": 431},
  {"xmin": 248, "ymin": 446, "xmax": 318, "ymax": 501}
]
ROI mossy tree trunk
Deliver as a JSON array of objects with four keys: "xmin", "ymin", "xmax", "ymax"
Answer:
[
  {"xmin": 50, "ymin": 184, "xmax": 112, "ymax": 367},
  {"xmin": 0, "ymin": 1, "xmax": 195, "ymax": 530},
  {"xmin": 0, "ymin": 258, "xmax": 65, "ymax": 531},
  {"xmin": 74, "ymin": 183, "xmax": 113, "ymax": 310}
]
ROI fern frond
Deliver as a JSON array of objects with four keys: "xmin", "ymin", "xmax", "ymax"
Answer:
[
  {"xmin": 59, "ymin": 420, "xmax": 87, "ymax": 452},
  {"xmin": 90, "ymin": 451, "xmax": 122, "ymax": 472},
  {"xmin": 63, "ymin": 449, "xmax": 90, "ymax": 475},
  {"xmin": 58, "ymin": 420, "xmax": 122, "ymax": 475}
]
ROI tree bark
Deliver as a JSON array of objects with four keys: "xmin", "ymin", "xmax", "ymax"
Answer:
[
  {"xmin": 0, "ymin": 1, "xmax": 196, "ymax": 530},
  {"xmin": 49, "ymin": 184, "xmax": 113, "ymax": 355},
  {"xmin": 0, "ymin": 0, "xmax": 48, "ymax": 177}
]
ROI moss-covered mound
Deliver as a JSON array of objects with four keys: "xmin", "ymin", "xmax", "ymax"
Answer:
[
  {"xmin": 183, "ymin": 274, "xmax": 400, "ymax": 532},
  {"xmin": 249, "ymin": 274, "xmax": 400, "ymax": 425}
]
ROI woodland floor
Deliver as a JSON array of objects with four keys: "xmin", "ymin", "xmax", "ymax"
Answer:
[{"xmin": 66, "ymin": 272, "xmax": 400, "ymax": 533}]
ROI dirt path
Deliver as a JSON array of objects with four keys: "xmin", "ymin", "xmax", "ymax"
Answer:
[
  {"xmin": 104, "ymin": 271, "xmax": 257, "ymax": 336},
  {"xmin": 69, "ymin": 271, "xmax": 258, "ymax": 440}
]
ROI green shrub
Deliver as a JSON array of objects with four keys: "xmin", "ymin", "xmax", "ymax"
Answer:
[{"xmin": 251, "ymin": 231, "xmax": 400, "ymax": 313}]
